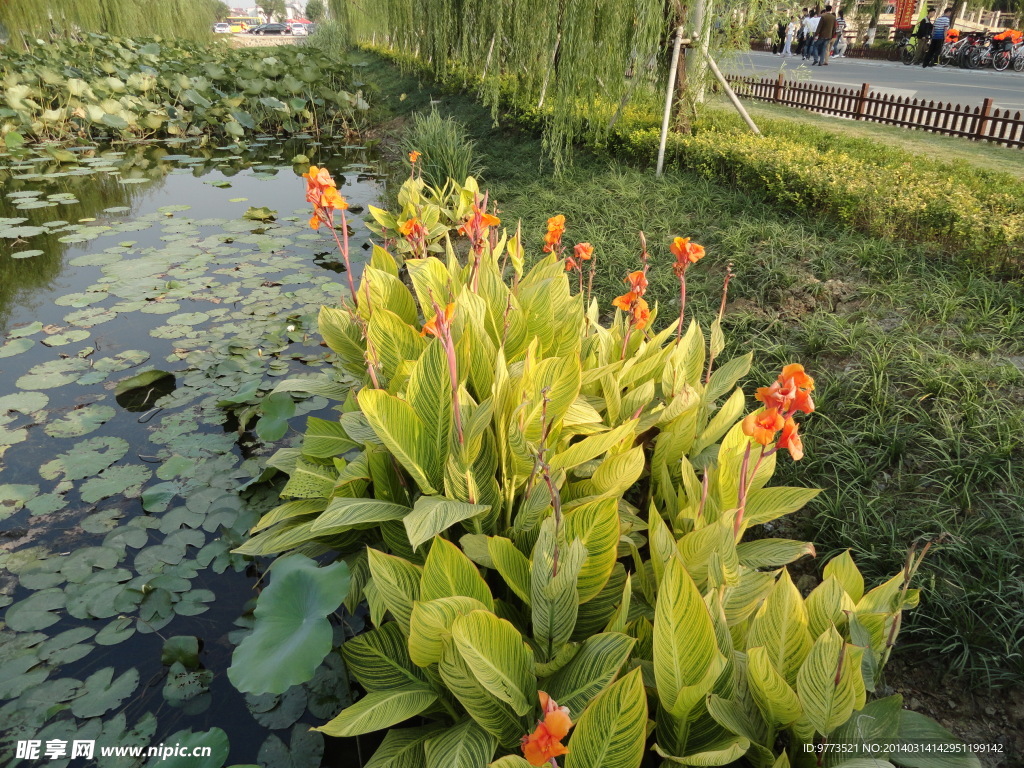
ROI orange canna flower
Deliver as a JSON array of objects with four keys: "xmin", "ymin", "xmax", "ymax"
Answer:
[
  {"xmin": 308, "ymin": 212, "xmax": 322, "ymax": 231},
  {"xmin": 612, "ymin": 291, "xmax": 637, "ymax": 312},
  {"xmin": 742, "ymin": 408, "xmax": 785, "ymax": 446},
  {"xmin": 573, "ymin": 242, "xmax": 593, "ymax": 261},
  {"xmin": 564, "ymin": 257, "xmax": 577, "ymax": 271},
  {"xmin": 399, "ymin": 217, "xmax": 426, "ymax": 240},
  {"xmin": 777, "ymin": 417, "xmax": 804, "ymax": 460},
  {"xmin": 670, "ymin": 236, "xmax": 705, "ymax": 265},
  {"xmin": 631, "ymin": 297, "xmax": 650, "ymax": 330},
  {"xmin": 542, "ymin": 214, "xmax": 566, "ymax": 254},
  {"xmin": 779, "ymin": 363, "xmax": 815, "ymax": 392},
  {"xmin": 420, "ymin": 303, "xmax": 455, "ymax": 337},
  {"xmin": 624, "ymin": 270, "xmax": 648, "ymax": 296},
  {"xmin": 408, "ymin": 150, "xmax": 421, "ymax": 163},
  {"xmin": 320, "ymin": 185, "xmax": 348, "ymax": 212},
  {"xmin": 304, "ymin": 165, "xmax": 335, "ymax": 189},
  {"xmin": 522, "ymin": 692, "xmax": 572, "ymax": 767}
]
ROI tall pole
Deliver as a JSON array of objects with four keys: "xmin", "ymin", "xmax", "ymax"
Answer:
[{"xmin": 656, "ymin": 26, "xmax": 684, "ymax": 177}]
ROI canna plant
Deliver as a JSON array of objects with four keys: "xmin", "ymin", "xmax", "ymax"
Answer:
[{"xmin": 230, "ymin": 175, "xmax": 977, "ymax": 768}]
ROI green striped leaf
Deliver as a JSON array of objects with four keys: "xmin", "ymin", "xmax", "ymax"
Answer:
[
  {"xmin": 367, "ymin": 307, "xmax": 426, "ymax": 385},
  {"xmin": 746, "ymin": 570, "xmax": 813, "ymax": 687},
  {"xmin": 281, "ymin": 457, "xmax": 337, "ymax": 499},
  {"xmin": 544, "ymin": 632, "xmax": 635, "ymax": 716},
  {"xmin": 409, "ymin": 596, "xmax": 489, "ymax": 667},
  {"xmin": 309, "ymin": 497, "xmax": 411, "ymax": 534},
  {"xmin": 487, "ymin": 536, "xmax": 532, "ymax": 606},
  {"xmin": 736, "ymin": 539, "xmax": 816, "ymax": 569},
  {"xmin": 341, "ymin": 621, "xmax": 429, "ymax": 691},
  {"xmin": 452, "ymin": 610, "xmax": 535, "ymax": 716},
  {"xmin": 806, "ymin": 577, "xmax": 855, "ymax": 639},
  {"xmin": 424, "ymin": 718, "xmax": 498, "ymax": 768},
  {"xmin": 358, "ymin": 266, "xmax": 419, "ymax": 325},
  {"xmin": 744, "ymin": 486, "xmax": 822, "ymax": 527},
  {"xmin": 301, "ymin": 416, "xmax": 360, "ymax": 459},
  {"xmin": 824, "ymin": 550, "xmax": 865, "ymax": 603},
  {"xmin": 367, "ymin": 548, "xmax": 422, "ymax": 635},
  {"xmin": 439, "ymin": 640, "xmax": 528, "ymax": 748},
  {"xmin": 653, "ymin": 736, "xmax": 751, "ymax": 766},
  {"xmin": 406, "ymin": 340, "xmax": 453, "ymax": 481},
  {"xmin": 796, "ymin": 626, "xmax": 866, "ymax": 737},
  {"xmin": 365, "ymin": 725, "xmax": 442, "ymax": 768},
  {"xmin": 315, "ymin": 686, "xmax": 436, "ymax": 737},
  {"xmin": 358, "ymin": 388, "xmax": 438, "ymax": 494},
  {"xmin": 564, "ymin": 666, "xmax": 647, "ymax": 768},
  {"xmin": 421, "ymin": 537, "xmax": 494, "ymax": 610},
  {"xmin": 747, "ymin": 645, "xmax": 803, "ymax": 727},
  {"xmin": 252, "ymin": 498, "xmax": 327, "ymax": 533},
  {"xmin": 531, "ymin": 521, "xmax": 587, "ymax": 659},
  {"xmin": 563, "ymin": 497, "xmax": 619, "ymax": 604},
  {"xmin": 405, "ymin": 496, "xmax": 489, "ymax": 552},
  {"xmin": 549, "ymin": 420, "xmax": 637, "ymax": 471},
  {"xmin": 488, "ymin": 757, "xmax": 533, "ymax": 768},
  {"xmin": 653, "ymin": 558, "xmax": 726, "ymax": 719}
]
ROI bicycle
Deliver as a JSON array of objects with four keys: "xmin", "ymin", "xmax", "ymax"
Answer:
[
  {"xmin": 901, "ymin": 38, "xmax": 922, "ymax": 65},
  {"xmin": 992, "ymin": 39, "xmax": 1014, "ymax": 70},
  {"xmin": 888, "ymin": 33, "xmax": 913, "ymax": 61}
]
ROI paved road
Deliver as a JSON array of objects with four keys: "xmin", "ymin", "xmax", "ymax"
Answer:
[{"xmin": 724, "ymin": 51, "xmax": 1024, "ymax": 113}]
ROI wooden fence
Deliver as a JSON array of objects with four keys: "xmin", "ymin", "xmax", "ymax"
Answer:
[{"xmin": 725, "ymin": 73, "xmax": 1024, "ymax": 148}]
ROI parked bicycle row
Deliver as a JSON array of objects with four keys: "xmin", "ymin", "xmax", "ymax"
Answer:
[{"xmin": 911, "ymin": 8, "xmax": 1023, "ymax": 70}]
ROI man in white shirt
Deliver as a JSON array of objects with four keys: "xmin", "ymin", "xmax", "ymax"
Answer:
[
  {"xmin": 802, "ymin": 11, "xmax": 820, "ymax": 60},
  {"xmin": 783, "ymin": 16, "xmax": 800, "ymax": 55}
]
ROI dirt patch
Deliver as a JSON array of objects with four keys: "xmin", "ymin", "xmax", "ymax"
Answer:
[{"xmin": 881, "ymin": 657, "xmax": 1024, "ymax": 766}]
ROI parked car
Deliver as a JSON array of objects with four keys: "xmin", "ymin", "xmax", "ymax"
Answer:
[
  {"xmin": 213, "ymin": 22, "xmax": 231, "ymax": 33},
  {"xmin": 251, "ymin": 23, "xmax": 289, "ymax": 35},
  {"xmin": 289, "ymin": 24, "xmax": 308, "ymax": 36}
]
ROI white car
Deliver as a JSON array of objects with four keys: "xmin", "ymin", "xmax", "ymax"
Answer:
[
  {"xmin": 213, "ymin": 22, "xmax": 231, "ymax": 33},
  {"xmin": 290, "ymin": 24, "xmax": 308, "ymax": 36}
]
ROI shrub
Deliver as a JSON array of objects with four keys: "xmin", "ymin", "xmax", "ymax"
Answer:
[
  {"xmin": 227, "ymin": 172, "xmax": 979, "ymax": 768},
  {"xmin": 401, "ymin": 110, "xmax": 486, "ymax": 188}
]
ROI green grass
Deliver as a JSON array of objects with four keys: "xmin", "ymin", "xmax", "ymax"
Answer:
[
  {"xmin": 355, "ymin": 51, "xmax": 1024, "ymax": 687},
  {"xmin": 725, "ymin": 97, "xmax": 1024, "ymax": 179}
]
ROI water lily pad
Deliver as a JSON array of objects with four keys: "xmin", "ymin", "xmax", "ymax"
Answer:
[
  {"xmin": 39, "ymin": 436, "xmax": 130, "ymax": 481},
  {"xmin": 25, "ymin": 492, "xmax": 69, "ymax": 517},
  {"xmin": 0, "ymin": 483, "xmax": 38, "ymax": 519},
  {"xmin": 256, "ymin": 724, "xmax": 324, "ymax": 768},
  {"xmin": 114, "ymin": 369, "xmax": 174, "ymax": 396},
  {"xmin": 247, "ymin": 687, "xmax": 308, "ymax": 730},
  {"xmin": 79, "ymin": 465, "xmax": 151, "ymax": 503},
  {"xmin": 0, "ymin": 392, "xmax": 48, "ymax": 414},
  {"xmin": 9, "ymin": 321, "xmax": 43, "ymax": 338},
  {"xmin": 43, "ymin": 404, "xmax": 115, "ymax": 438},
  {"xmin": 70, "ymin": 667, "xmax": 140, "ymax": 719},
  {"xmin": 167, "ymin": 312, "xmax": 210, "ymax": 326},
  {"xmin": 95, "ymin": 616, "xmax": 136, "ymax": 646},
  {"xmin": 163, "ymin": 661, "xmax": 213, "ymax": 710},
  {"xmin": 0, "ymin": 338, "xmax": 34, "ymax": 358},
  {"xmin": 42, "ymin": 329, "xmax": 93, "ymax": 347},
  {"xmin": 4, "ymin": 588, "xmax": 66, "ymax": 631},
  {"xmin": 243, "ymin": 206, "xmax": 276, "ymax": 222},
  {"xmin": 11, "ymin": 249, "xmax": 45, "ymax": 259}
]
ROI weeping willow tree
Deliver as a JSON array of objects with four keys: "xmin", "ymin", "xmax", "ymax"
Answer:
[
  {"xmin": 348, "ymin": 0, "xmax": 770, "ymax": 169},
  {"xmin": 0, "ymin": 0, "xmax": 220, "ymax": 47}
]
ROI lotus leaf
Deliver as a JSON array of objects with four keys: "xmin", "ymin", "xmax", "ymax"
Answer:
[
  {"xmin": 257, "ymin": 724, "xmax": 324, "ymax": 768},
  {"xmin": 43, "ymin": 404, "xmax": 115, "ymax": 437},
  {"xmin": 228, "ymin": 555, "xmax": 350, "ymax": 694}
]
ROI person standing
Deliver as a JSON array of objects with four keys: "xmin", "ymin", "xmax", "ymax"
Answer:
[
  {"xmin": 773, "ymin": 18, "xmax": 787, "ymax": 53},
  {"xmin": 815, "ymin": 5, "xmax": 837, "ymax": 65},
  {"xmin": 922, "ymin": 7, "xmax": 952, "ymax": 67},
  {"xmin": 802, "ymin": 10, "xmax": 819, "ymax": 60},
  {"xmin": 833, "ymin": 11, "xmax": 847, "ymax": 57},
  {"xmin": 913, "ymin": 10, "xmax": 934, "ymax": 63},
  {"xmin": 783, "ymin": 15, "xmax": 800, "ymax": 55}
]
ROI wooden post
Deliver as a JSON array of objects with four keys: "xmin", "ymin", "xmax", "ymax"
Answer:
[
  {"xmin": 703, "ymin": 51, "xmax": 761, "ymax": 135},
  {"xmin": 656, "ymin": 26, "xmax": 685, "ymax": 177},
  {"xmin": 974, "ymin": 97, "xmax": 993, "ymax": 140},
  {"xmin": 854, "ymin": 82, "xmax": 871, "ymax": 120},
  {"xmin": 773, "ymin": 72, "xmax": 784, "ymax": 104}
]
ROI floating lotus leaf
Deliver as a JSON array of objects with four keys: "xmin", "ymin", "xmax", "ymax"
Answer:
[
  {"xmin": 0, "ymin": 483, "xmax": 39, "ymax": 518},
  {"xmin": 257, "ymin": 724, "xmax": 324, "ymax": 768},
  {"xmin": 144, "ymin": 728, "xmax": 229, "ymax": 768},
  {"xmin": 43, "ymin": 404, "xmax": 115, "ymax": 438},
  {"xmin": 114, "ymin": 369, "xmax": 174, "ymax": 396},
  {"xmin": 39, "ymin": 436, "xmax": 130, "ymax": 481},
  {"xmin": 5, "ymin": 587, "xmax": 66, "ymax": 631},
  {"xmin": 70, "ymin": 667, "xmax": 140, "ymax": 719},
  {"xmin": 247, "ymin": 687, "xmax": 308, "ymax": 730},
  {"xmin": 0, "ymin": 338, "xmax": 34, "ymax": 358},
  {"xmin": 228, "ymin": 555, "xmax": 350, "ymax": 694},
  {"xmin": 244, "ymin": 206, "xmax": 276, "ymax": 222}
]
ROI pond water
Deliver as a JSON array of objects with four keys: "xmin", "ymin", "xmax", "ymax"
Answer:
[{"xmin": 0, "ymin": 137, "xmax": 382, "ymax": 767}]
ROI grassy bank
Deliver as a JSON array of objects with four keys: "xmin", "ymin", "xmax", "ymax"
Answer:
[
  {"xmin": 363, "ymin": 43, "xmax": 1024, "ymax": 274},
  {"xmin": 356, "ymin": 50, "xmax": 1024, "ymax": 689}
]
